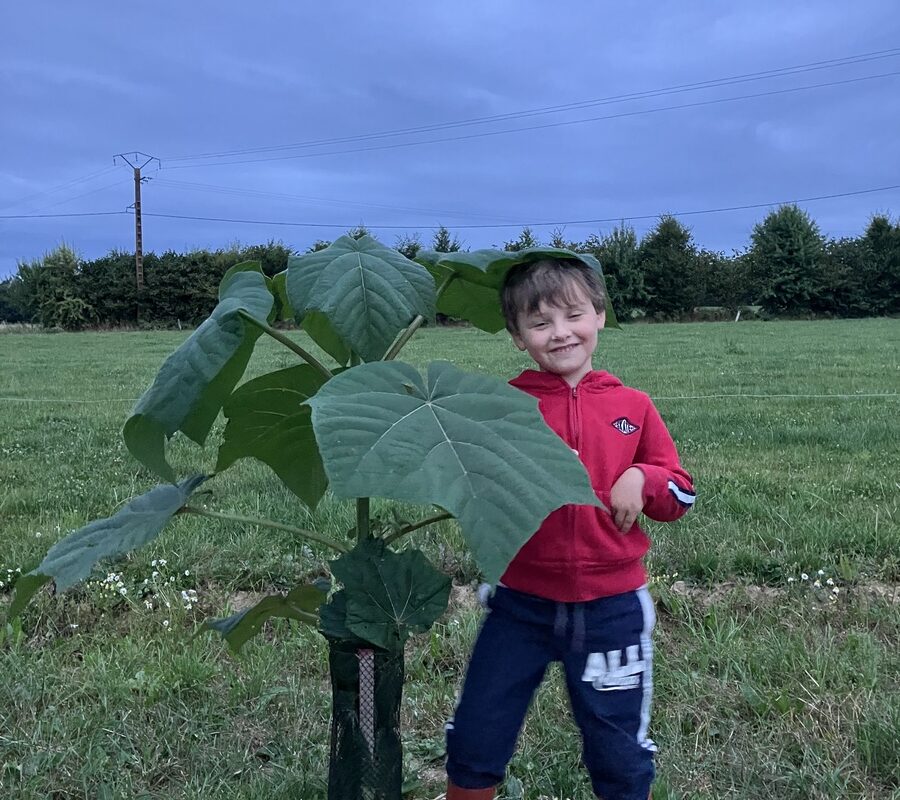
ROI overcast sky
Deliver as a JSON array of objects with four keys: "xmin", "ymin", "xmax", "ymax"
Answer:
[{"xmin": 1, "ymin": 2, "xmax": 899, "ymax": 279}]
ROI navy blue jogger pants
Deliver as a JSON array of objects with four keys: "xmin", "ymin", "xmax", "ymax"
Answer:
[{"xmin": 446, "ymin": 585, "xmax": 656, "ymax": 800}]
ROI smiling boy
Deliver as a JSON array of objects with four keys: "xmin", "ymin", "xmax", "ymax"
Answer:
[{"xmin": 445, "ymin": 258, "xmax": 696, "ymax": 800}]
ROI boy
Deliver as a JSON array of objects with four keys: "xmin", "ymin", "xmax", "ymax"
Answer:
[{"xmin": 445, "ymin": 258, "xmax": 695, "ymax": 800}]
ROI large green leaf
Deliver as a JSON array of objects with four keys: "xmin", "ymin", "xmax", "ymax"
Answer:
[
  {"xmin": 216, "ymin": 365, "xmax": 328, "ymax": 509},
  {"xmin": 302, "ymin": 311, "xmax": 351, "ymax": 366},
  {"xmin": 329, "ymin": 538, "xmax": 450, "ymax": 650},
  {"xmin": 271, "ymin": 270, "xmax": 293, "ymax": 321},
  {"xmin": 7, "ymin": 476, "xmax": 206, "ymax": 620},
  {"xmin": 274, "ymin": 270, "xmax": 351, "ymax": 364},
  {"xmin": 124, "ymin": 262, "xmax": 274, "ymax": 482},
  {"xmin": 286, "ymin": 235, "xmax": 435, "ymax": 362},
  {"xmin": 206, "ymin": 580, "xmax": 328, "ymax": 653},
  {"xmin": 308, "ymin": 361, "xmax": 602, "ymax": 583},
  {"xmin": 318, "ymin": 590, "xmax": 362, "ymax": 644},
  {"xmin": 416, "ymin": 247, "xmax": 618, "ymax": 331}
]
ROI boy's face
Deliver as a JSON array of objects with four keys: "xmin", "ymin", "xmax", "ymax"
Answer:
[{"xmin": 510, "ymin": 283, "xmax": 605, "ymax": 387}]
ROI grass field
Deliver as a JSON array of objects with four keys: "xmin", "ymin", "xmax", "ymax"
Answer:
[{"xmin": 1, "ymin": 319, "xmax": 899, "ymax": 799}]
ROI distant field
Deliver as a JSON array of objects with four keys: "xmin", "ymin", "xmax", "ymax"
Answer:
[{"xmin": 1, "ymin": 319, "xmax": 899, "ymax": 799}]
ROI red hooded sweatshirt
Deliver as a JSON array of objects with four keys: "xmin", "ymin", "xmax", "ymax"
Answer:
[{"xmin": 500, "ymin": 369, "xmax": 695, "ymax": 602}]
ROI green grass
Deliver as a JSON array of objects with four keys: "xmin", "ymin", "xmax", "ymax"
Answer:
[{"xmin": 1, "ymin": 319, "xmax": 899, "ymax": 799}]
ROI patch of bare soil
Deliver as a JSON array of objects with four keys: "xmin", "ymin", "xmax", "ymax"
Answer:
[
  {"xmin": 666, "ymin": 579, "xmax": 900, "ymax": 607},
  {"xmin": 225, "ymin": 590, "xmax": 269, "ymax": 613},
  {"xmin": 446, "ymin": 582, "xmax": 480, "ymax": 615}
]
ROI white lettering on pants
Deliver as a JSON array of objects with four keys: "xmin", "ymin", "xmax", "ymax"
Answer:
[{"xmin": 581, "ymin": 645, "xmax": 645, "ymax": 691}]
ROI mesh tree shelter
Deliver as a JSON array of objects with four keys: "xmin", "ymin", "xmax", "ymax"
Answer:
[{"xmin": 327, "ymin": 641, "xmax": 404, "ymax": 799}]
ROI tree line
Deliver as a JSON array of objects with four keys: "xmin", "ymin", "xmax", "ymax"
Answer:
[{"xmin": 1, "ymin": 206, "xmax": 897, "ymax": 329}]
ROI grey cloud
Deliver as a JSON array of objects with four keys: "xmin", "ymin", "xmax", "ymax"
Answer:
[{"xmin": 1, "ymin": 1, "xmax": 899, "ymax": 277}]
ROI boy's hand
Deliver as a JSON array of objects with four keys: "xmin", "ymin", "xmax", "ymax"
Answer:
[{"xmin": 609, "ymin": 466, "xmax": 646, "ymax": 533}]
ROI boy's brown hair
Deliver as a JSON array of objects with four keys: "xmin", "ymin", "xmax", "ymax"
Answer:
[{"xmin": 500, "ymin": 258, "xmax": 605, "ymax": 333}]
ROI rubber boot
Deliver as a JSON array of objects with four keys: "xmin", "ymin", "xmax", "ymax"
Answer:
[{"xmin": 445, "ymin": 780, "xmax": 496, "ymax": 799}]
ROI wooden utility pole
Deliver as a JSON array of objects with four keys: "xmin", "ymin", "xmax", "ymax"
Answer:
[
  {"xmin": 114, "ymin": 152, "xmax": 158, "ymax": 291},
  {"xmin": 133, "ymin": 165, "xmax": 144, "ymax": 288}
]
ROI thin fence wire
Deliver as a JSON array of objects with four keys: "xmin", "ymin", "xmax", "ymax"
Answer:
[
  {"xmin": 0, "ymin": 392, "xmax": 897, "ymax": 404},
  {"xmin": 652, "ymin": 392, "xmax": 900, "ymax": 401}
]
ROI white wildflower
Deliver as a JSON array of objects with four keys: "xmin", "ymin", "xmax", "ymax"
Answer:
[
  {"xmin": 162, "ymin": 620, "xmax": 170, "ymax": 628},
  {"xmin": 801, "ymin": 573, "xmax": 809, "ymax": 581},
  {"xmin": 813, "ymin": 580, "xmax": 822, "ymax": 588},
  {"xmin": 787, "ymin": 577, "xmax": 795, "ymax": 583},
  {"xmin": 826, "ymin": 578, "xmax": 834, "ymax": 586},
  {"xmin": 817, "ymin": 569, "xmax": 825, "ymax": 576},
  {"xmin": 832, "ymin": 587, "xmax": 840, "ymax": 595},
  {"xmin": 119, "ymin": 587, "xmax": 128, "ymax": 596}
]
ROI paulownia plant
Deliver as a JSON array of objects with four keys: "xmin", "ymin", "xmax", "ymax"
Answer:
[{"xmin": 7, "ymin": 236, "xmax": 615, "ymax": 799}]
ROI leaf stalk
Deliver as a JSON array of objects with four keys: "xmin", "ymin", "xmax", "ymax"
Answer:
[
  {"xmin": 179, "ymin": 506, "xmax": 348, "ymax": 552},
  {"xmin": 239, "ymin": 312, "xmax": 333, "ymax": 380},
  {"xmin": 383, "ymin": 511, "xmax": 454, "ymax": 545},
  {"xmin": 356, "ymin": 497, "xmax": 371, "ymax": 540},
  {"xmin": 382, "ymin": 272, "xmax": 457, "ymax": 361}
]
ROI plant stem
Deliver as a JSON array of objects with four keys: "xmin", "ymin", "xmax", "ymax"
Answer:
[
  {"xmin": 356, "ymin": 497, "xmax": 370, "ymax": 540},
  {"xmin": 383, "ymin": 511, "xmax": 454, "ymax": 545},
  {"xmin": 179, "ymin": 506, "xmax": 348, "ymax": 553},
  {"xmin": 286, "ymin": 608, "xmax": 320, "ymax": 626},
  {"xmin": 239, "ymin": 312, "xmax": 333, "ymax": 380},
  {"xmin": 382, "ymin": 316, "xmax": 425, "ymax": 361},
  {"xmin": 382, "ymin": 272, "xmax": 457, "ymax": 361}
]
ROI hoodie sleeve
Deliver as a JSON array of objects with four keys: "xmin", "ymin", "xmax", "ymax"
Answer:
[{"xmin": 631, "ymin": 400, "xmax": 695, "ymax": 522}]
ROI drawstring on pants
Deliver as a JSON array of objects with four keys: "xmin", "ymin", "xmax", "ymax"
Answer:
[
  {"xmin": 572, "ymin": 604, "xmax": 585, "ymax": 653},
  {"xmin": 553, "ymin": 603, "xmax": 567, "ymax": 639},
  {"xmin": 552, "ymin": 602, "xmax": 587, "ymax": 653}
]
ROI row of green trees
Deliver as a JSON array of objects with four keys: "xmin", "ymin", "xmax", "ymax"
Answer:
[{"xmin": 1, "ymin": 207, "xmax": 898, "ymax": 329}]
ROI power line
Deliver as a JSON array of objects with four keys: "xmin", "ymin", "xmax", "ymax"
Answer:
[
  {"xmin": 164, "ymin": 48, "xmax": 900, "ymax": 163},
  {"xmin": 125, "ymin": 183, "xmax": 900, "ymax": 230},
  {"xmin": 4, "ymin": 184, "xmax": 896, "ymax": 228},
  {"xmin": 0, "ymin": 166, "xmax": 118, "ymax": 213},
  {"xmin": 0, "ymin": 211, "xmax": 127, "ymax": 220},
  {"xmin": 163, "ymin": 71, "xmax": 900, "ymax": 169},
  {"xmin": 152, "ymin": 178, "xmax": 523, "ymax": 223},
  {"xmin": 26, "ymin": 179, "xmax": 131, "ymax": 214}
]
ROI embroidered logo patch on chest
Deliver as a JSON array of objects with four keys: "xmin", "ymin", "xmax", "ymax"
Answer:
[{"xmin": 611, "ymin": 417, "xmax": 640, "ymax": 435}]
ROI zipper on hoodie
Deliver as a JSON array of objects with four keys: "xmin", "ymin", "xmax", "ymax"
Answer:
[
  {"xmin": 568, "ymin": 385, "xmax": 581, "ymax": 594},
  {"xmin": 570, "ymin": 386, "xmax": 582, "ymax": 453}
]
